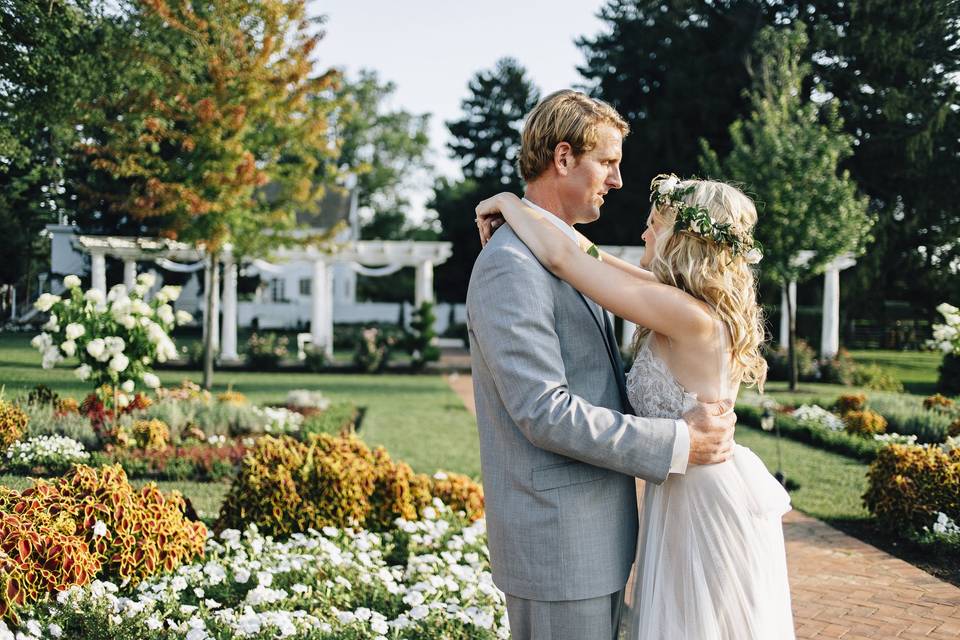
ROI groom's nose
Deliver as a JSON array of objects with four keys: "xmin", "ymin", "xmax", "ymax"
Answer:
[{"xmin": 607, "ymin": 165, "xmax": 623, "ymax": 190}]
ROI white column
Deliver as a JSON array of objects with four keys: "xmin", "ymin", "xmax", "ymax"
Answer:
[
  {"xmin": 90, "ymin": 251, "xmax": 107, "ymax": 293},
  {"xmin": 324, "ymin": 266, "xmax": 334, "ymax": 358},
  {"xmin": 202, "ymin": 258, "xmax": 220, "ymax": 351},
  {"xmin": 621, "ymin": 319, "xmax": 637, "ymax": 351},
  {"xmin": 779, "ymin": 281, "xmax": 796, "ymax": 350},
  {"xmin": 311, "ymin": 260, "xmax": 328, "ymax": 355},
  {"xmin": 122, "ymin": 259, "xmax": 136, "ymax": 290},
  {"xmin": 220, "ymin": 257, "xmax": 239, "ymax": 360},
  {"xmin": 415, "ymin": 260, "xmax": 434, "ymax": 308},
  {"xmin": 820, "ymin": 267, "xmax": 841, "ymax": 359}
]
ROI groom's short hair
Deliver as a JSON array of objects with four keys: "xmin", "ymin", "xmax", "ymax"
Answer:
[{"xmin": 518, "ymin": 90, "xmax": 629, "ymax": 182}]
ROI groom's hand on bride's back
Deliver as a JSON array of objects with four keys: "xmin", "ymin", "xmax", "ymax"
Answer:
[{"xmin": 683, "ymin": 399, "xmax": 736, "ymax": 465}]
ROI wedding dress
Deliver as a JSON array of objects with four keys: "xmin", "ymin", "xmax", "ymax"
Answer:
[{"xmin": 622, "ymin": 327, "xmax": 795, "ymax": 639}]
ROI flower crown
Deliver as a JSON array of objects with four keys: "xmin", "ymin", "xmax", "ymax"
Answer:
[{"xmin": 649, "ymin": 173, "xmax": 762, "ymax": 264}]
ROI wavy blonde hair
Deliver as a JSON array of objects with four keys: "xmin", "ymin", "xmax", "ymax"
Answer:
[{"xmin": 633, "ymin": 179, "xmax": 768, "ymax": 391}]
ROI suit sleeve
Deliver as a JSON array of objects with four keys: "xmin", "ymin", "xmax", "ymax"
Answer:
[{"xmin": 467, "ymin": 243, "xmax": 676, "ymax": 483}]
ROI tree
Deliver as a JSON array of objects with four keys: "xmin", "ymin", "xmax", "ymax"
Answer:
[
  {"xmin": 0, "ymin": 0, "xmax": 134, "ymax": 299},
  {"xmin": 786, "ymin": 0, "xmax": 960, "ymax": 330},
  {"xmin": 81, "ymin": 0, "xmax": 344, "ymax": 388},
  {"xmin": 577, "ymin": 0, "xmax": 776, "ymax": 244},
  {"xmin": 700, "ymin": 24, "xmax": 873, "ymax": 390},
  {"xmin": 431, "ymin": 58, "xmax": 540, "ymax": 302}
]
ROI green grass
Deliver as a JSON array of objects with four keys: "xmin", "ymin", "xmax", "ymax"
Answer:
[
  {"xmin": 0, "ymin": 332, "xmax": 481, "ymax": 477},
  {"xmin": 848, "ymin": 349, "xmax": 942, "ymax": 396},
  {"xmin": 735, "ymin": 426, "xmax": 870, "ymax": 522}
]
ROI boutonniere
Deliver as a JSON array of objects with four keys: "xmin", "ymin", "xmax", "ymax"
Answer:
[{"xmin": 585, "ymin": 244, "xmax": 602, "ymax": 261}]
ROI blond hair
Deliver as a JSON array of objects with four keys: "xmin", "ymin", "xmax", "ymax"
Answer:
[
  {"xmin": 518, "ymin": 90, "xmax": 629, "ymax": 182},
  {"xmin": 634, "ymin": 180, "xmax": 768, "ymax": 391}
]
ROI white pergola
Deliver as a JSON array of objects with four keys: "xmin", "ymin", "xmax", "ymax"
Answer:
[
  {"xmin": 778, "ymin": 251, "xmax": 857, "ymax": 359},
  {"xmin": 74, "ymin": 235, "xmax": 452, "ymax": 361}
]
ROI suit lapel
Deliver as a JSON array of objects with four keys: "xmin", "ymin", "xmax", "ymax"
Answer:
[{"xmin": 576, "ymin": 293, "xmax": 633, "ymax": 414}]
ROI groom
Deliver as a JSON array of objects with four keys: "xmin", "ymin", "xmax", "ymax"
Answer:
[{"xmin": 466, "ymin": 90, "xmax": 737, "ymax": 640}]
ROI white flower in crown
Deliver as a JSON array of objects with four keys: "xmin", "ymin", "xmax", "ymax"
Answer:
[
  {"xmin": 744, "ymin": 248, "xmax": 763, "ymax": 264},
  {"xmin": 137, "ymin": 272, "xmax": 157, "ymax": 289},
  {"xmin": 34, "ymin": 293, "xmax": 60, "ymax": 312},
  {"xmin": 937, "ymin": 303, "xmax": 958, "ymax": 316},
  {"xmin": 658, "ymin": 175, "xmax": 680, "ymax": 195},
  {"xmin": 63, "ymin": 274, "xmax": 81, "ymax": 290}
]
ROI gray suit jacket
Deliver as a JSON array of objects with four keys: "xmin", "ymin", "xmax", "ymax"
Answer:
[{"xmin": 466, "ymin": 226, "xmax": 677, "ymax": 602}]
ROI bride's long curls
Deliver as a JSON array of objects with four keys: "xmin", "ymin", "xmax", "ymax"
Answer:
[{"xmin": 633, "ymin": 178, "xmax": 768, "ymax": 391}]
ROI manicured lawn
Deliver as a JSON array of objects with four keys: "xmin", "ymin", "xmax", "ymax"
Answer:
[{"xmin": 848, "ymin": 349, "xmax": 942, "ymax": 396}]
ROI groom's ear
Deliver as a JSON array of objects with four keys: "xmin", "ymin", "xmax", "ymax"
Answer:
[{"xmin": 553, "ymin": 142, "xmax": 573, "ymax": 176}]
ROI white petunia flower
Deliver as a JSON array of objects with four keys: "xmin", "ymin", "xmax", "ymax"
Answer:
[
  {"xmin": 121, "ymin": 380, "xmax": 135, "ymax": 393},
  {"xmin": 74, "ymin": 364, "xmax": 92, "ymax": 381},
  {"xmin": 93, "ymin": 520, "xmax": 108, "ymax": 538},
  {"xmin": 63, "ymin": 274, "xmax": 81, "ymax": 289},
  {"xmin": 137, "ymin": 272, "xmax": 157, "ymax": 288},
  {"xmin": 86, "ymin": 338, "xmax": 106, "ymax": 359},
  {"xmin": 60, "ymin": 340, "xmax": 76, "ymax": 357},
  {"xmin": 83, "ymin": 288, "xmax": 105, "ymax": 306}
]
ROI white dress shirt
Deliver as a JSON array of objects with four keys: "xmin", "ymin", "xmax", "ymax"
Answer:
[{"xmin": 522, "ymin": 198, "xmax": 690, "ymax": 475}]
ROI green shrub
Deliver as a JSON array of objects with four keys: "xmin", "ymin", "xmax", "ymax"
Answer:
[
  {"xmin": 302, "ymin": 344, "xmax": 329, "ymax": 372},
  {"xmin": 300, "ymin": 402, "xmax": 360, "ymax": 438},
  {"xmin": 863, "ymin": 444, "xmax": 960, "ymax": 534},
  {"xmin": 245, "ymin": 332, "xmax": 288, "ymax": 370},
  {"xmin": 736, "ymin": 404, "xmax": 881, "ymax": 462},
  {"xmin": 868, "ymin": 395, "xmax": 954, "ymax": 444},
  {"xmin": 353, "ymin": 327, "xmax": 397, "ymax": 373},
  {"xmin": 763, "ymin": 339, "xmax": 818, "ymax": 382},
  {"xmin": 939, "ymin": 353, "xmax": 960, "ymax": 396},
  {"xmin": 819, "ymin": 349, "xmax": 858, "ymax": 385},
  {"xmin": 407, "ymin": 301, "xmax": 441, "ymax": 371},
  {"xmin": 852, "ymin": 364, "xmax": 904, "ymax": 392}
]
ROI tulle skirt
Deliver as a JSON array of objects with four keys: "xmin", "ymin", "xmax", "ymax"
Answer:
[{"xmin": 622, "ymin": 444, "xmax": 795, "ymax": 640}]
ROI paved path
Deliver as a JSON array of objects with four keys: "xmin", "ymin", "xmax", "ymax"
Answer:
[{"xmin": 444, "ymin": 373, "xmax": 960, "ymax": 639}]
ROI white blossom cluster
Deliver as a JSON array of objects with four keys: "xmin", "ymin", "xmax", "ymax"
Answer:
[
  {"xmin": 928, "ymin": 302, "xmax": 960, "ymax": 355},
  {"xmin": 284, "ymin": 390, "xmax": 331, "ymax": 412},
  {"xmin": 252, "ymin": 406, "xmax": 304, "ymax": 434},
  {"xmin": 872, "ymin": 433, "xmax": 918, "ymax": 446},
  {"xmin": 31, "ymin": 274, "xmax": 192, "ymax": 389},
  {"xmin": 4, "ymin": 435, "xmax": 89, "ymax": 471},
  {"xmin": 791, "ymin": 404, "xmax": 845, "ymax": 431},
  {"xmin": 8, "ymin": 500, "xmax": 508, "ymax": 640},
  {"xmin": 932, "ymin": 512, "xmax": 960, "ymax": 537}
]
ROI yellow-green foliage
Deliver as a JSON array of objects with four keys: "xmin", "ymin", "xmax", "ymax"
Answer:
[
  {"xmin": 0, "ymin": 401, "xmax": 27, "ymax": 449},
  {"xmin": 864, "ymin": 444, "xmax": 960, "ymax": 533},
  {"xmin": 0, "ymin": 465, "xmax": 205, "ymax": 623},
  {"xmin": 217, "ymin": 390, "xmax": 248, "ymax": 406},
  {"xmin": 924, "ymin": 394, "xmax": 955, "ymax": 411},
  {"xmin": 216, "ymin": 435, "xmax": 485, "ymax": 535},
  {"xmin": 834, "ymin": 393, "xmax": 866, "ymax": 416},
  {"xmin": 431, "ymin": 472, "xmax": 485, "ymax": 522},
  {"xmin": 130, "ymin": 418, "xmax": 171, "ymax": 451},
  {"xmin": 844, "ymin": 409, "xmax": 888, "ymax": 436}
]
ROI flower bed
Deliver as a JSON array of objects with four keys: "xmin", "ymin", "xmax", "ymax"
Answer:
[{"xmin": 6, "ymin": 502, "xmax": 508, "ymax": 639}]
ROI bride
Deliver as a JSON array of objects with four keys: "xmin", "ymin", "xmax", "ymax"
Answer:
[{"xmin": 475, "ymin": 175, "xmax": 794, "ymax": 639}]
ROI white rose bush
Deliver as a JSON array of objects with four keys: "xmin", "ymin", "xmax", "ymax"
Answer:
[
  {"xmin": 30, "ymin": 274, "xmax": 191, "ymax": 392},
  {"xmin": 928, "ymin": 302, "xmax": 960, "ymax": 395}
]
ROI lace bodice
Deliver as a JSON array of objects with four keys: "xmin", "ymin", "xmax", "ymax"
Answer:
[{"xmin": 626, "ymin": 335, "xmax": 701, "ymax": 420}]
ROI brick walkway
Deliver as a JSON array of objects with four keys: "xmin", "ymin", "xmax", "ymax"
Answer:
[{"xmin": 445, "ymin": 373, "xmax": 960, "ymax": 639}]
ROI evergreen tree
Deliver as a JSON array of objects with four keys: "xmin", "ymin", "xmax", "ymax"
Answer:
[
  {"xmin": 431, "ymin": 58, "xmax": 540, "ymax": 302},
  {"xmin": 577, "ymin": 0, "xmax": 775, "ymax": 244},
  {"xmin": 788, "ymin": 0, "xmax": 960, "ymax": 328},
  {"xmin": 700, "ymin": 24, "xmax": 873, "ymax": 389}
]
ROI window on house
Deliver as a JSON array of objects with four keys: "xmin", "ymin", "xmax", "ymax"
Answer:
[
  {"xmin": 269, "ymin": 278, "xmax": 286, "ymax": 303},
  {"xmin": 299, "ymin": 277, "xmax": 311, "ymax": 297}
]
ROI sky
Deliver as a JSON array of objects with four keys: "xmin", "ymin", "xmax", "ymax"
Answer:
[{"xmin": 308, "ymin": 0, "xmax": 609, "ymax": 219}]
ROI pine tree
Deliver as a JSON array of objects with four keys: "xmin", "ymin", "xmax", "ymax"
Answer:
[
  {"xmin": 577, "ymin": 0, "xmax": 776, "ymax": 244},
  {"xmin": 431, "ymin": 58, "xmax": 540, "ymax": 302}
]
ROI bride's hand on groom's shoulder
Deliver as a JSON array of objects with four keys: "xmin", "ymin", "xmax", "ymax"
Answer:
[
  {"xmin": 683, "ymin": 399, "xmax": 736, "ymax": 466},
  {"xmin": 474, "ymin": 193, "xmax": 516, "ymax": 247}
]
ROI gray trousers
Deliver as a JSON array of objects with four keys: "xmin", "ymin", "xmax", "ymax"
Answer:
[{"xmin": 505, "ymin": 588, "xmax": 625, "ymax": 640}]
